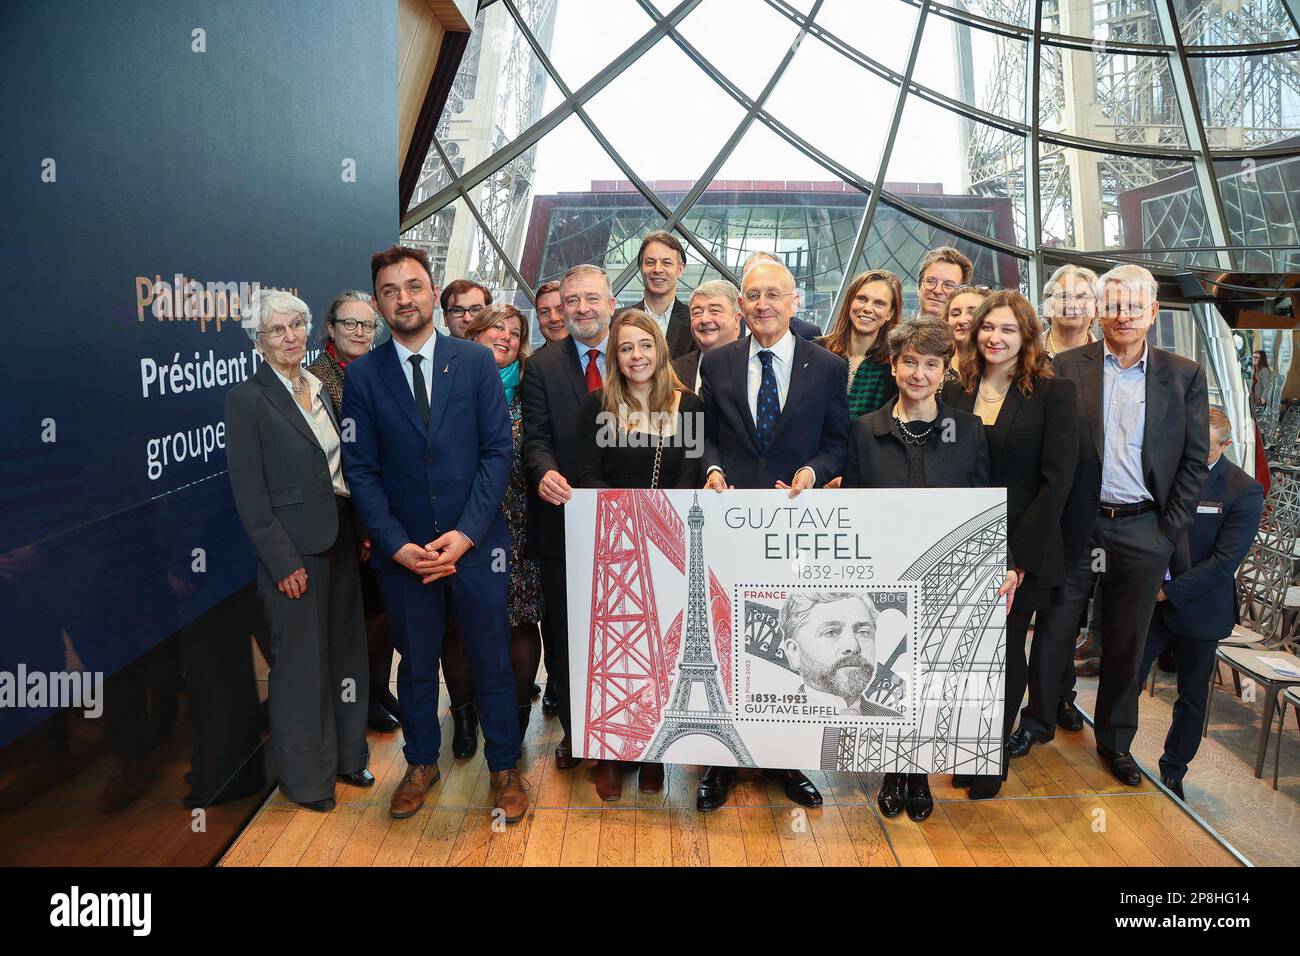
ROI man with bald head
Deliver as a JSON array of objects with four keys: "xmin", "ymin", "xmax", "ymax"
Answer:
[{"xmin": 695, "ymin": 257, "xmax": 849, "ymax": 812}]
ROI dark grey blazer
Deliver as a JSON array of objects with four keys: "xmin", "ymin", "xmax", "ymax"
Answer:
[
  {"xmin": 1053, "ymin": 340, "xmax": 1209, "ymax": 558},
  {"xmin": 672, "ymin": 350, "xmax": 702, "ymax": 393},
  {"xmin": 225, "ymin": 361, "xmax": 341, "ymax": 580},
  {"xmin": 843, "ymin": 399, "xmax": 990, "ymax": 490}
]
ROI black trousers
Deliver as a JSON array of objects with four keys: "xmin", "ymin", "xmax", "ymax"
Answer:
[
  {"xmin": 255, "ymin": 499, "xmax": 369, "ymax": 803},
  {"xmin": 1138, "ymin": 613, "xmax": 1218, "ymax": 784},
  {"xmin": 1022, "ymin": 510, "xmax": 1172, "ymax": 751},
  {"xmin": 538, "ymin": 556, "xmax": 572, "ymax": 738}
]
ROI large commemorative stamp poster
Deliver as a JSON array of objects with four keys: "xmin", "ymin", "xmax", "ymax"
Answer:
[{"xmin": 565, "ymin": 488, "xmax": 1008, "ymax": 775}]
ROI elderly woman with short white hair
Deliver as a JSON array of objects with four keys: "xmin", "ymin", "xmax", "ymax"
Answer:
[{"xmin": 224, "ymin": 288, "xmax": 372, "ymax": 811}]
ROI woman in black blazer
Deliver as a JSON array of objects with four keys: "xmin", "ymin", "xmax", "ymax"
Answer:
[
  {"xmin": 224, "ymin": 290, "xmax": 372, "ymax": 812},
  {"xmin": 574, "ymin": 308, "xmax": 703, "ymax": 801},
  {"xmin": 942, "ymin": 290, "xmax": 1078, "ymax": 799},
  {"xmin": 843, "ymin": 317, "xmax": 1010, "ymax": 823}
]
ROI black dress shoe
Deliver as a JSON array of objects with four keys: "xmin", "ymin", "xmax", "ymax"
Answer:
[
  {"xmin": 337, "ymin": 769, "xmax": 375, "ymax": 788},
  {"xmin": 1160, "ymin": 774, "xmax": 1185, "ymax": 800},
  {"xmin": 297, "ymin": 797, "xmax": 336, "ymax": 812},
  {"xmin": 968, "ymin": 774, "xmax": 1002, "ymax": 800},
  {"xmin": 877, "ymin": 772, "xmax": 906, "ymax": 817},
  {"xmin": 1056, "ymin": 700, "xmax": 1084, "ymax": 732},
  {"xmin": 905, "ymin": 774, "xmax": 933, "ymax": 822},
  {"xmin": 541, "ymin": 677, "xmax": 558, "ymax": 716},
  {"xmin": 763, "ymin": 769, "xmax": 823, "ymax": 808},
  {"xmin": 368, "ymin": 705, "xmax": 400, "ymax": 733},
  {"xmin": 531, "ymin": 683, "xmax": 542, "ymax": 698},
  {"xmin": 450, "ymin": 702, "xmax": 478, "ymax": 759},
  {"xmin": 950, "ymin": 774, "xmax": 973, "ymax": 788},
  {"xmin": 697, "ymin": 766, "xmax": 736, "ymax": 812},
  {"xmin": 1008, "ymin": 726, "xmax": 1051, "ymax": 758},
  {"xmin": 1096, "ymin": 746, "xmax": 1142, "ymax": 787}
]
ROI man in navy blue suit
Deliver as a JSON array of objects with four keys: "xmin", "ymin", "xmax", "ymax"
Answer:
[
  {"xmin": 696, "ymin": 258, "xmax": 850, "ymax": 812},
  {"xmin": 341, "ymin": 245, "xmax": 528, "ymax": 824},
  {"xmin": 1138, "ymin": 407, "xmax": 1263, "ymax": 799}
]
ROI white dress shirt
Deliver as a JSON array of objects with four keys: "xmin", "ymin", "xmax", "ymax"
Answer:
[
  {"xmin": 392, "ymin": 331, "xmax": 437, "ymax": 405},
  {"xmin": 271, "ymin": 366, "xmax": 348, "ymax": 497},
  {"xmin": 573, "ymin": 334, "xmax": 608, "ymax": 381},
  {"xmin": 747, "ymin": 328, "xmax": 796, "ymax": 422},
  {"xmin": 644, "ymin": 301, "xmax": 673, "ymax": 336}
]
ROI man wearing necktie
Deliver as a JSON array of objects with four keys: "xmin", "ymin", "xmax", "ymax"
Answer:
[
  {"xmin": 341, "ymin": 245, "xmax": 529, "ymax": 824},
  {"xmin": 697, "ymin": 259, "xmax": 850, "ymax": 813},
  {"xmin": 521, "ymin": 264, "xmax": 613, "ymax": 771}
]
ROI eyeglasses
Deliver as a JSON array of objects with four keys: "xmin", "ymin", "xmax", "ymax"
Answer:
[
  {"xmin": 258, "ymin": 317, "xmax": 307, "ymax": 341},
  {"xmin": 1050, "ymin": 291, "xmax": 1095, "ymax": 303},
  {"xmin": 331, "ymin": 318, "xmax": 378, "ymax": 333},
  {"xmin": 921, "ymin": 277, "xmax": 958, "ymax": 294},
  {"xmin": 446, "ymin": 304, "xmax": 486, "ymax": 319},
  {"xmin": 742, "ymin": 289, "xmax": 795, "ymax": 304}
]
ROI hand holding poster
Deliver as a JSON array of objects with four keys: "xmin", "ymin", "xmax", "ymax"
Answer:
[{"xmin": 566, "ymin": 487, "xmax": 1007, "ymax": 775}]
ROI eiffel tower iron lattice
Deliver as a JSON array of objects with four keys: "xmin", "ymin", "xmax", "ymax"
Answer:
[{"xmin": 644, "ymin": 494, "xmax": 755, "ymax": 767}]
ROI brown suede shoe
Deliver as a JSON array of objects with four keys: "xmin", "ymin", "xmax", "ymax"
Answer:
[
  {"xmin": 390, "ymin": 763, "xmax": 440, "ymax": 819},
  {"xmin": 554, "ymin": 734, "xmax": 580, "ymax": 770},
  {"xmin": 490, "ymin": 769, "xmax": 529, "ymax": 823}
]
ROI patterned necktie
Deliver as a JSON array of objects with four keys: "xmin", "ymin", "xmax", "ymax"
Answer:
[
  {"xmin": 755, "ymin": 349, "xmax": 779, "ymax": 449},
  {"xmin": 408, "ymin": 354, "xmax": 430, "ymax": 426},
  {"xmin": 585, "ymin": 349, "xmax": 603, "ymax": 393}
]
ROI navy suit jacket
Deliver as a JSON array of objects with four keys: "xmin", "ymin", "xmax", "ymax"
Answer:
[
  {"xmin": 1159, "ymin": 457, "xmax": 1263, "ymax": 641},
  {"xmin": 700, "ymin": 332, "xmax": 848, "ymax": 488},
  {"xmin": 340, "ymin": 332, "xmax": 512, "ymax": 570}
]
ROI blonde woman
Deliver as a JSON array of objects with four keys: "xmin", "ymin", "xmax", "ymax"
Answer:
[{"xmin": 574, "ymin": 308, "xmax": 703, "ymax": 800}]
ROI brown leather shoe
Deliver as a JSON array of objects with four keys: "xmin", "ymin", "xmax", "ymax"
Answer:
[
  {"xmin": 594, "ymin": 759, "xmax": 623, "ymax": 801},
  {"xmin": 1074, "ymin": 657, "xmax": 1101, "ymax": 677},
  {"xmin": 637, "ymin": 761, "xmax": 664, "ymax": 794},
  {"xmin": 490, "ymin": 768, "xmax": 529, "ymax": 823},
  {"xmin": 555, "ymin": 734, "xmax": 580, "ymax": 770},
  {"xmin": 389, "ymin": 763, "xmax": 440, "ymax": 819}
]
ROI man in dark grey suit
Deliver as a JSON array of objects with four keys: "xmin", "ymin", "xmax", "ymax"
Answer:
[{"xmin": 1012, "ymin": 264, "xmax": 1209, "ymax": 786}]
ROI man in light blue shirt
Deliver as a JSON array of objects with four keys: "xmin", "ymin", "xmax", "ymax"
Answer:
[{"xmin": 1012, "ymin": 264, "xmax": 1209, "ymax": 789}]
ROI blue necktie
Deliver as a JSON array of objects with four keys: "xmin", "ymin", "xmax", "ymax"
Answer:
[{"xmin": 755, "ymin": 349, "xmax": 779, "ymax": 450}]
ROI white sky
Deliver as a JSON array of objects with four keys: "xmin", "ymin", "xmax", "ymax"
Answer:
[{"xmin": 523, "ymin": 0, "xmax": 1001, "ymax": 198}]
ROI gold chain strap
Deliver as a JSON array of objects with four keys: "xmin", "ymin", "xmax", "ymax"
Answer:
[{"xmin": 650, "ymin": 440, "xmax": 664, "ymax": 490}]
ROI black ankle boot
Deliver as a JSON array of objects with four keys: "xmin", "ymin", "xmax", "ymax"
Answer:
[
  {"xmin": 517, "ymin": 703, "xmax": 531, "ymax": 736},
  {"xmin": 451, "ymin": 702, "xmax": 478, "ymax": 759}
]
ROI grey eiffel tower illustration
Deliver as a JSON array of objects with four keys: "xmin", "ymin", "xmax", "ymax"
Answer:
[{"xmin": 645, "ymin": 494, "xmax": 754, "ymax": 766}]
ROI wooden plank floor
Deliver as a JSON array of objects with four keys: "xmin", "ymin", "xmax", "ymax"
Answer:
[{"xmin": 221, "ymin": 699, "xmax": 1243, "ymax": 868}]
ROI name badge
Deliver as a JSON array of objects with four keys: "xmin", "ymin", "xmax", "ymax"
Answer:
[{"xmin": 1197, "ymin": 502, "xmax": 1223, "ymax": 514}]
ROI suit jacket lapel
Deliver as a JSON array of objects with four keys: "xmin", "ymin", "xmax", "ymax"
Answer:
[
  {"xmin": 1079, "ymin": 343, "xmax": 1105, "ymax": 461},
  {"xmin": 729, "ymin": 339, "xmax": 761, "ymax": 450},
  {"xmin": 426, "ymin": 337, "xmax": 458, "ymax": 445},
  {"xmin": 1142, "ymin": 345, "xmax": 1172, "ymax": 485},
  {"xmin": 255, "ymin": 362, "xmax": 321, "ymax": 449},
  {"xmin": 562, "ymin": 337, "xmax": 588, "ymax": 406},
  {"xmin": 987, "ymin": 385, "xmax": 1024, "ymax": 461},
  {"xmin": 378, "ymin": 340, "xmax": 429, "ymax": 438}
]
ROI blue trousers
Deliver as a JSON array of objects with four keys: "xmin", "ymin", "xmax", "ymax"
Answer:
[
  {"xmin": 1138, "ymin": 610, "xmax": 1218, "ymax": 784},
  {"xmin": 378, "ymin": 559, "xmax": 520, "ymax": 770}
]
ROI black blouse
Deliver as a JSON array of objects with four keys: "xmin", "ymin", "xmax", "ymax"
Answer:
[{"xmin": 574, "ymin": 390, "xmax": 704, "ymax": 490}]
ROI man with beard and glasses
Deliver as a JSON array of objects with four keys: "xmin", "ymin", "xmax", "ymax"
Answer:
[{"xmin": 780, "ymin": 592, "xmax": 899, "ymax": 717}]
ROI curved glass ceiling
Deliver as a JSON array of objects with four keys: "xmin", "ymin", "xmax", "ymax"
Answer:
[{"xmin": 402, "ymin": 0, "xmax": 1300, "ymax": 329}]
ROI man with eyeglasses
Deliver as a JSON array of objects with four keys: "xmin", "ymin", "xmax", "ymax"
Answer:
[
  {"xmin": 521, "ymin": 263, "xmax": 614, "ymax": 774},
  {"xmin": 1010, "ymin": 263, "xmax": 1209, "ymax": 789},
  {"xmin": 696, "ymin": 258, "xmax": 849, "ymax": 813},
  {"xmin": 915, "ymin": 246, "xmax": 972, "ymax": 320},
  {"xmin": 441, "ymin": 278, "xmax": 492, "ymax": 338}
]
